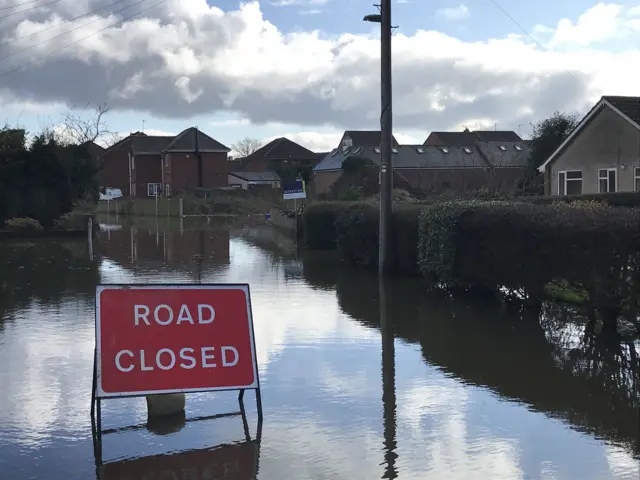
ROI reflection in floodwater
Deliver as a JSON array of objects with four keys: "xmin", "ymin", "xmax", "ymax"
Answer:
[{"xmin": 0, "ymin": 216, "xmax": 638, "ymax": 479}]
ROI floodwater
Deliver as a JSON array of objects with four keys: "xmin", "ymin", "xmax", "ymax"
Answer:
[{"xmin": 0, "ymin": 215, "xmax": 638, "ymax": 480}]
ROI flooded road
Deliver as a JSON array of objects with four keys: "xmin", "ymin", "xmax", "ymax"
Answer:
[{"xmin": 0, "ymin": 216, "xmax": 638, "ymax": 479}]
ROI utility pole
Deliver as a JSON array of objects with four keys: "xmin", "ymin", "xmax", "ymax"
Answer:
[{"xmin": 365, "ymin": 0, "xmax": 394, "ymax": 274}]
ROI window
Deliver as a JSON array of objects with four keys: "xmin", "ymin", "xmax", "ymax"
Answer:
[
  {"xmin": 515, "ymin": 145, "xmax": 523, "ymax": 151},
  {"xmin": 165, "ymin": 184, "xmax": 171, "ymax": 197},
  {"xmin": 441, "ymin": 147, "xmax": 449, "ymax": 154},
  {"xmin": 343, "ymin": 147, "xmax": 351, "ymax": 154},
  {"xmin": 635, "ymin": 167, "xmax": 640, "ymax": 192},
  {"xmin": 499, "ymin": 145, "xmax": 507, "ymax": 151},
  {"xmin": 374, "ymin": 147, "xmax": 380, "ymax": 153},
  {"xmin": 392, "ymin": 148, "xmax": 398, "ymax": 153},
  {"xmin": 463, "ymin": 147, "xmax": 472, "ymax": 154},
  {"xmin": 416, "ymin": 147, "xmax": 424, "ymax": 153},
  {"xmin": 331, "ymin": 149, "xmax": 338, "ymax": 157},
  {"xmin": 558, "ymin": 170, "xmax": 582, "ymax": 196},
  {"xmin": 353, "ymin": 147, "xmax": 362, "ymax": 154},
  {"xmin": 343, "ymin": 137, "xmax": 353, "ymax": 147},
  {"xmin": 147, "ymin": 183, "xmax": 162, "ymax": 196},
  {"xmin": 598, "ymin": 168, "xmax": 617, "ymax": 193}
]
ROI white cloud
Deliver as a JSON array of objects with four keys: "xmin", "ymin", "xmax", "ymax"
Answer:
[
  {"xmin": 299, "ymin": 9, "xmax": 322, "ymax": 15},
  {"xmin": 0, "ymin": 1, "xmax": 639, "ymax": 138},
  {"xmin": 436, "ymin": 4, "xmax": 470, "ymax": 21},
  {"xmin": 271, "ymin": 0, "xmax": 328, "ymax": 6}
]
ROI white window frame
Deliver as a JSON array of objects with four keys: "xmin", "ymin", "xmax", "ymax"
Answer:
[
  {"xmin": 558, "ymin": 170, "xmax": 583, "ymax": 196},
  {"xmin": 635, "ymin": 167, "xmax": 640, "ymax": 192},
  {"xmin": 597, "ymin": 168, "xmax": 617, "ymax": 193},
  {"xmin": 147, "ymin": 183, "xmax": 162, "ymax": 197}
]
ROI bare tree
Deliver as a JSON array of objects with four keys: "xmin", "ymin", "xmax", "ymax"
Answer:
[
  {"xmin": 232, "ymin": 137, "xmax": 263, "ymax": 158},
  {"xmin": 57, "ymin": 102, "xmax": 118, "ymax": 147}
]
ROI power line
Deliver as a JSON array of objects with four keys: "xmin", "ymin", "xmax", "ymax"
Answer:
[
  {"xmin": 486, "ymin": 0, "xmax": 582, "ymax": 86},
  {"xmin": 0, "ymin": 0, "xmax": 167, "ymax": 78},
  {"xmin": 0, "ymin": 0, "xmax": 128, "ymax": 50},
  {"xmin": 0, "ymin": 0, "xmax": 62, "ymax": 19},
  {"xmin": 0, "ymin": 0, "xmax": 57, "ymax": 13},
  {"xmin": 0, "ymin": 0, "xmax": 143, "ymax": 62}
]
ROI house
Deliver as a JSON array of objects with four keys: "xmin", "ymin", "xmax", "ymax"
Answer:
[
  {"xmin": 238, "ymin": 137, "xmax": 320, "ymax": 172},
  {"xmin": 538, "ymin": 96, "xmax": 640, "ymax": 196},
  {"xmin": 228, "ymin": 171, "xmax": 281, "ymax": 189},
  {"xmin": 97, "ymin": 127, "xmax": 230, "ymax": 197},
  {"xmin": 313, "ymin": 142, "xmax": 530, "ymax": 196},
  {"xmin": 338, "ymin": 130, "xmax": 399, "ymax": 149},
  {"xmin": 424, "ymin": 129, "xmax": 523, "ymax": 146}
]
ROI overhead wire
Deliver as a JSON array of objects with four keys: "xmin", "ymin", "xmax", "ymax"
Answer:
[
  {"xmin": 0, "ymin": 0, "xmax": 144, "ymax": 62},
  {"xmin": 0, "ymin": 0, "xmax": 128, "ymax": 50},
  {"xmin": 0, "ymin": 0, "xmax": 62, "ymax": 19},
  {"xmin": 486, "ymin": 0, "xmax": 583, "ymax": 86},
  {"xmin": 0, "ymin": 0, "xmax": 167, "ymax": 77}
]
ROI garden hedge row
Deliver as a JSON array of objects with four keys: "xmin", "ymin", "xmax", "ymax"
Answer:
[{"xmin": 417, "ymin": 200, "xmax": 640, "ymax": 323}]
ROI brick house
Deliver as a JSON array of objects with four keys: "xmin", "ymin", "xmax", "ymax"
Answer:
[
  {"xmin": 237, "ymin": 137, "xmax": 322, "ymax": 172},
  {"xmin": 97, "ymin": 127, "xmax": 230, "ymax": 197}
]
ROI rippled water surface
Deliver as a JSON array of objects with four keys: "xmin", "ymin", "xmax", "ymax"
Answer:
[{"xmin": 0, "ymin": 216, "xmax": 638, "ymax": 479}]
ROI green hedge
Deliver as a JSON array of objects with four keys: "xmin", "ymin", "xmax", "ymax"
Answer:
[
  {"xmin": 332, "ymin": 202, "xmax": 422, "ymax": 275},
  {"xmin": 528, "ymin": 192, "xmax": 640, "ymax": 207},
  {"xmin": 302, "ymin": 202, "xmax": 350, "ymax": 249},
  {"xmin": 417, "ymin": 200, "xmax": 640, "ymax": 323}
]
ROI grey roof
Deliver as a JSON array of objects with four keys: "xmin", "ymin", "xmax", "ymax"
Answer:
[
  {"xmin": 427, "ymin": 130, "xmax": 522, "ymax": 145},
  {"xmin": 603, "ymin": 95, "xmax": 640, "ymax": 124},
  {"xmin": 229, "ymin": 171, "xmax": 280, "ymax": 182},
  {"xmin": 475, "ymin": 141, "xmax": 530, "ymax": 167},
  {"xmin": 473, "ymin": 130, "xmax": 523, "ymax": 142},
  {"xmin": 314, "ymin": 144, "xmax": 491, "ymax": 172},
  {"xmin": 313, "ymin": 145, "xmax": 380, "ymax": 172},
  {"xmin": 343, "ymin": 130, "xmax": 399, "ymax": 146},
  {"xmin": 246, "ymin": 137, "xmax": 316, "ymax": 160},
  {"xmin": 130, "ymin": 135, "xmax": 174, "ymax": 153},
  {"xmin": 164, "ymin": 127, "xmax": 230, "ymax": 152}
]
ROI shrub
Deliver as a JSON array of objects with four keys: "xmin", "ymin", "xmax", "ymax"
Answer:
[
  {"xmin": 5, "ymin": 217, "xmax": 43, "ymax": 232},
  {"xmin": 302, "ymin": 202, "xmax": 349, "ymax": 249},
  {"xmin": 52, "ymin": 210, "xmax": 86, "ymax": 230},
  {"xmin": 417, "ymin": 200, "xmax": 640, "ymax": 325},
  {"xmin": 333, "ymin": 202, "xmax": 423, "ymax": 274},
  {"xmin": 335, "ymin": 203, "xmax": 379, "ymax": 268}
]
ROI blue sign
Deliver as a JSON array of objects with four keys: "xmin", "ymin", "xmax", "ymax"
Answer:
[{"xmin": 283, "ymin": 176, "xmax": 306, "ymax": 200}]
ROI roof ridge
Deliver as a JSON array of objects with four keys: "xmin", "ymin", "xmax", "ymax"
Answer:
[{"xmin": 162, "ymin": 127, "xmax": 192, "ymax": 152}]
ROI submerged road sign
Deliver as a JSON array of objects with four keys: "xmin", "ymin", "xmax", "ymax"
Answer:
[{"xmin": 95, "ymin": 284, "xmax": 259, "ymax": 398}]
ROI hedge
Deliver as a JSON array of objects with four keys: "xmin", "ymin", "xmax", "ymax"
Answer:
[
  {"xmin": 417, "ymin": 199, "xmax": 640, "ymax": 327},
  {"xmin": 333, "ymin": 202, "xmax": 422, "ymax": 275},
  {"xmin": 302, "ymin": 202, "xmax": 350, "ymax": 249},
  {"xmin": 527, "ymin": 192, "xmax": 640, "ymax": 207}
]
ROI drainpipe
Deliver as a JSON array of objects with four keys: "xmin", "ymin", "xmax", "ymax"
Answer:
[{"xmin": 195, "ymin": 127, "xmax": 203, "ymax": 188}]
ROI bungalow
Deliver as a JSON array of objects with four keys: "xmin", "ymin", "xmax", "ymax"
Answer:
[
  {"xmin": 98, "ymin": 128, "xmax": 230, "ymax": 197},
  {"xmin": 538, "ymin": 96, "xmax": 640, "ymax": 195},
  {"xmin": 228, "ymin": 171, "xmax": 281, "ymax": 189},
  {"xmin": 313, "ymin": 141, "xmax": 530, "ymax": 196}
]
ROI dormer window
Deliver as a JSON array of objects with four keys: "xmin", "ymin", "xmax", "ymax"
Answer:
[{"xmin": 499, "ymin": 145, "xmax": 507, "ymax": 151}]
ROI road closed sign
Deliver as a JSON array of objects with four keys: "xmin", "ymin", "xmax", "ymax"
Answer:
[{"xmin": 95, "ymin": 284, "xmax": 258, "ymax": 398}]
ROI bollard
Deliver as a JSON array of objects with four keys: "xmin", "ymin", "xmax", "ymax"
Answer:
[{"xmin": 146, "ymin": 393, "xmax": 186, "ymax": 419}]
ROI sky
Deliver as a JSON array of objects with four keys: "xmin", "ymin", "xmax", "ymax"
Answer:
[{"xmin": 0, "ymin": 0, "xmax": 639, "ymax": 152}]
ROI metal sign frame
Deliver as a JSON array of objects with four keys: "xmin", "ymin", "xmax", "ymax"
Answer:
[{"xmin": 90, "ymin": 283, "xmax": 263, "ymax": 461}]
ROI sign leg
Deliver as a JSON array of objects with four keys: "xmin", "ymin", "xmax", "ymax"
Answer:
[
  {"xmin": 255, "ymin": 388, "xmax": 263, "ymax": 422},
  {"xmin": 238, "ymin": 389, "xmax": 245, "ymax": 404}
]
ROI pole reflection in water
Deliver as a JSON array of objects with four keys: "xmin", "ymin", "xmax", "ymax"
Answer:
[{"xmin": 379, "ymin": 278, "xmax": 398, "ymax": 479}]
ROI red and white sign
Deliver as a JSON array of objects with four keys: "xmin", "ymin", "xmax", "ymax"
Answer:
[{"xmin": 95, "ymin": 284, "xmax": 258, "ymax": 398}]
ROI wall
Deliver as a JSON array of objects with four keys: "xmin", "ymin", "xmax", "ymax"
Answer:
[
  {"xmin": 313, "ymin": 171, "xmax": 343, "ymax": 195},
  {"xmin": 395, "ymin": 167, "xmax": 524, "ymax": 194},
  {"xmin": 168, "ymin": 152, "xmax": 229, "ymax": 194},
  {"xmin": 549, "ymin": 106, "xmax": 640, "ymax": 195},
  {"xmin": 133, "ymin": 154, "xmax": 162, "ymax": 197},
  {"xmin": 97, "ymin": 144, "xmax": 130, "ymax": 194}
]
